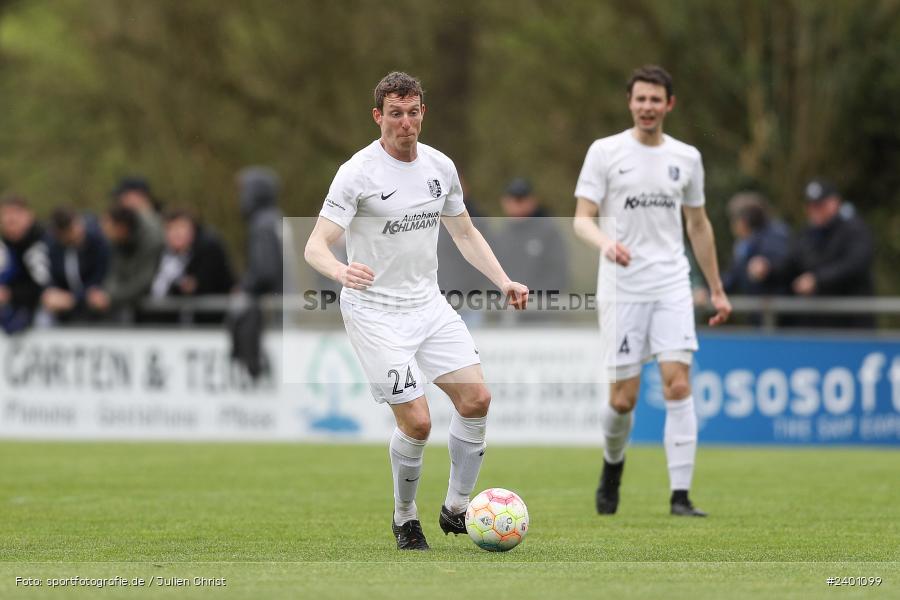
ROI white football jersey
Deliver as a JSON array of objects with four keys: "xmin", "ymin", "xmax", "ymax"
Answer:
[
  {"xmin": 575, "ymin": 130, "xmax": 705, "ymax": 302},
  {"xmin": 319, "ymin": 140, "xmax": 465, "ymax": 310}
]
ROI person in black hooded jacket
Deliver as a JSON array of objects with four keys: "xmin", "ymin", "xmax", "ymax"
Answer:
[
  {"xmin": 229, "ymin": 166, "xmax": 287, "ymax": 379},
  {"xmin": 237, "ymin": 166, "xmax": 284, "ymax": 295}
]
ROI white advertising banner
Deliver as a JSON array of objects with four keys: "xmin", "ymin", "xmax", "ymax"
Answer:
[{"xmin": 0, "ymin": 328, "xmax": 608, "ymax": 445}]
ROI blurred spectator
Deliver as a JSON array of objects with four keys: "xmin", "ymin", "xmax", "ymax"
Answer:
[
  {"xmin": 723, "ymin": 191, "xmax": 791, "ymax": 295},
  {"xmin": 40, "ymin": 207, "xmax": 111, "ymax": 324},
  {"xmin": 436, "ymin": 175, "xmax": 493, "ymax": 321},
  {"xmin": 237, "ymin": 166, "xmax": 284, "ymax": 295},
  {"xmin": 492, "ymin": 178, "xmax": 569, "ymax": 297},
  {"xmin": 113, "ymin": 176, "xmax": 163, "ymax": 215},
  {"xmin": 230, "ymin": 166, "xmax": 285, "ymax": 380},
  {"xmin": 88, "ymin": 205, "xmax": 163, "ymax": 319},
  {"xmin": 0, "ymin": 240, "xmax": 14, "ymax": 283},
  {"xmin": 0, "ymin": 239, "xmax": 15, "ymax": 331},
  {"xmin": 685, "ymin": 246, "xmax": 710, "ymax": 309},
  {"xmin": 0, "ymin": 196, "xmax": 50, "ymax": 333},
  {"xmin": 113, "ymin": 175, "xmax": 164, "ymax": 254},
  {"xmin": 758, "ymin": 179, "xmax": 875, "ymax": 328},
  {"xmin": 149, "ymin": 209, "xmax": 235, "ymax": 323}
]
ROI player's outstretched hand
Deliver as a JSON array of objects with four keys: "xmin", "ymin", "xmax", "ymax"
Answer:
[
  {"xmin": 502, "ymin": 281, "xmax": 530, "ymax": 310},
  {"xmin": 708, "ymin": 289, "xmax": 732, "ymax": 326},
  {"xmin": 602, "ymin": 241, "xmax": 631, "ymax": 267},
  {"xmin": 336, "ymin": 262, "xmax": 375, "ymax": 290}
]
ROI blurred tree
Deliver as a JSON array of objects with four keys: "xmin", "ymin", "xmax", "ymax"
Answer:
[{"xmin": 0, "ymin": 0, "xmax": 897, "ymax": 290}]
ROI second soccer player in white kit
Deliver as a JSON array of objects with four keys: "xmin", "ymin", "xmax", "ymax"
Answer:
[
  {"xmin": 573, "ymin": 65, "xmax": 732, "ymax": 517},
  {"xmin": 305, "ymin": 72, "xmax": 528, "ymax": 550}
]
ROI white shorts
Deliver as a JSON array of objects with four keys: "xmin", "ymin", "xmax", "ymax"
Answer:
[
  {"xmin": 601, "ymin": 288, "xmax": 697, "ymax": 381},
  {"xmin": 340, "ymin": 294, "xmax": 481, "ymax": 404}
]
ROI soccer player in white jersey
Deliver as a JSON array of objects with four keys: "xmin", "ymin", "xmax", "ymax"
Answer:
[
  {"xmin": 305, "ymin": 72, "xmax": 528, "ymax": 550},
  {"xmin": 573, "ymin": 65, "xmax": 731, "ymax": 517}
]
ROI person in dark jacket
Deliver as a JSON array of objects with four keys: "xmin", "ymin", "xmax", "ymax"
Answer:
[
  {"xmin": 151, "ymin": 209, "xmax": 234, "ymax": 297},
  {"xmin": 722, "ymin": 191, "xmax": 791, "ymax": 296},
  {"xmin": 229, "ymin": 166, "xmax": 286, "ymax": 379},
  {"xmin": 751, "ymin": 179, "xmax": 875, "ymax": 328},
  {"xmin": 149, "ymin": 209, "xmax": 235, "ymax": 323},
  {"xmin": 41, "ymin": 207, "xmax": 110, "ymax": 323},
  {"xmin": 492, "ymin": 178, "xmax": 569, "ymax": 318},
  {"xmin": 0, "ymin": 196, "xmax": 51, "ymax": 333},
  {"xmin": 0, "ymin": 241, "xmax": 14, "ymax": 285},
  {"xmin": 237, "ymin": 166, "xmax": 284, "ymax": 295},
  {"xmin": 436, "ymin": 175, "xmax": 494, "ymax": 299}
]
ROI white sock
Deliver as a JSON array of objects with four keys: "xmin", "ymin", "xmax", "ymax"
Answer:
[
  {"xmin": 601, "ymin": 400, "xmax": 633, "ymax": 464},
  {"xmin": 445, "ymin": 412, "xmax": 487, "ymax": 513},
  {"xmin": 664, "ymin": 395, "xmax": 698, "ymax": 491},
  {"xmin": 389, "ymin": 427, "xmax": 427, "ymax": 525}
]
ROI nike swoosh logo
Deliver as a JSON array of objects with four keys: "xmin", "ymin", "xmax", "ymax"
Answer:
[
  {"xmin": 381, "ymin": 190, "xmax": 397, "ymax": 200},
  {"xmin": 404, "ymin": 476, "xmax": 420, "ymax": 482},
  {"xmin": 674, "ymin": 441, "xmax": 694, "ymax": 447},
  {"xmin": 619, "ymin": 167, "xmax": 634, "ymax": 174}
]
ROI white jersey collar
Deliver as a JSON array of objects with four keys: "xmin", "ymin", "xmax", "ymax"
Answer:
[
  {"xmin": 374, "ymin": 139, "xmax": 421, "ymax": 168},
  {"xmin": 626, "ymin": 129, "xmax": 669, "ymax": 152}
]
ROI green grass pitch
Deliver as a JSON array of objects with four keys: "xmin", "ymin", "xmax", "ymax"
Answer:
[{"xmin": 1, "ymin": 442, "xmax": 897, "ymax": 599}]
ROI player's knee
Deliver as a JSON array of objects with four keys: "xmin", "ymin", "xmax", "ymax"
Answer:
[
  {"xmin": 664, "ymin": 379, "xmax": 691, "ymax": 400},
  {"xmin": 457, "ymin": 386, "xmax": 491, "ymax": 418},
  {"xmin": 610, "ymin": 395, "xmax": 635, "ymax": 414},
  {"xmin": 405, "ymin": 416, "xmax": 431, "ymax": 440}
]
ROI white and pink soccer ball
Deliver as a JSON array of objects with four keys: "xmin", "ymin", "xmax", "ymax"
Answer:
[{"xmin": 465, "ymin": 488, "xmax": 529, "ymax": 552}]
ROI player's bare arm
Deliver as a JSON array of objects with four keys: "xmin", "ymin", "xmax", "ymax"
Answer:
[
  {"xmin": 303, "ymin": 216, "xmax": 374, "ymax": 290},
  {"xmin": 441, "ymin": 210, "xmax": 529, "ymax": 308},
  {"xmin": 573, "ymin": 198, "xmax": 630, "ymax": 266},
  {"xmin": 682, "ymin": 204, "xmax": 731, "ymax": 326}
]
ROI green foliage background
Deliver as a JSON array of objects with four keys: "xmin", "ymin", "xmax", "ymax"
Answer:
[{"xmin": 0, "ymin": 0, "xmax": 898, "ymax": 289}]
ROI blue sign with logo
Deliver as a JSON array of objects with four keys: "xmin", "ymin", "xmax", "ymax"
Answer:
[{"xmin": 633, "ymin": 333, "xmax": 900, "ymax": 445}]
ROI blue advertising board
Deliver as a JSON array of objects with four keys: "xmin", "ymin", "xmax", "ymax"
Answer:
[{"xmin": 633, "ymin": 332, "xmax": 900, "ymax": 445}]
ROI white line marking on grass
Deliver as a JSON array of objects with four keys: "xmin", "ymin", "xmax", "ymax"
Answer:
[{"xmin": 3, "ymin": 561, "xmax": 898, "ymax": 565}]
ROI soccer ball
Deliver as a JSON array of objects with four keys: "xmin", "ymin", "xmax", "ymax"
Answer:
[{"xmin": 465, "ymin": 488, "xmax": 529, "ymax": 552}]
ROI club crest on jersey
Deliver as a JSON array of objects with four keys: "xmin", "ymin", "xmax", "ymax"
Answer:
[
  {"xmin": 668, "ymin": 165, "xmax": 680, "ymax": 181},
  {"xmin": 427, "ymin": 178, "xmax": 442, "ymax": 198}
]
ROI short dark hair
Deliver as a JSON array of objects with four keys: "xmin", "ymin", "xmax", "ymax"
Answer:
[
  {"xmin": 728, "ymin": 191, "xmax": 770, "ymax": 231},
  {"xmin": 163, "ymin": 208, "xmax": 197, "ymax": 227},
  {"xmin": 374, "ymin": 71, "xmax": 424, "ymax": 111},
  {"xmin": 106, "ymin": 205, "xmax": 138, "ymax": 234},
  {"xmin": 626, "ymin": 65, "xmax": 674, "ymax": 100},
  {"xmin": 112, "ymin": 175, "xmax": 162, "ymax": 212},
  {"xmin": 50, "ymin": 207, "xmax": 78, "ymax": 233}
]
